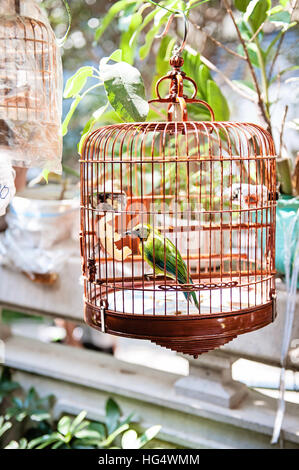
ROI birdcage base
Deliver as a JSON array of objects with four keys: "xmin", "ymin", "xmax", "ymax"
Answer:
[{"xmin": 84, "ymin": 299, "xmax": 275, "ymax": 356}]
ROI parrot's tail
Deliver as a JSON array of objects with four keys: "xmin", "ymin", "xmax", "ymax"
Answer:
[{"xmin": 183, "ymin": 277, "xmax": 200, "ymax": 311}]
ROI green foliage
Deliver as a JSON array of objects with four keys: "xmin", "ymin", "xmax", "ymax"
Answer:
[
  {"xmin": 207, "ymin": 80, "xmax": 230, "ymax": 121},
  {"xmin": 183, "ymin": 47, "xmax": 230, "ymax": 121},
  {"xmin": 95, "ymin": 0, "xmax": 209, "ymax": 61},
  {"xmin": 231, "ymin": 0, "xmax": 297, "ymax": 137},
  {"xmin": 6, "ymin": 399, "xmax": 158, "ymax": 450},
  {"xmin": 5, "ymin": 438, "xmax": 29, "ymax": 449},
  {"xmin": 63, "ymin": 66, "xmax": 94, "ymax": 99},
  {"xmin": 244, "ymin": 0, "xmax": 271, "ymax": 33},
  {"xmin": 101, "ymin": 61, "xmax": 149, "ymax": 122},
  {"xmin": 95, "ymin": 0, "xmax": 140, "ymax": 42},
  {"xmin": 62, "ymin": 0, "xmax": 234, "ymax": 155},
  {"xmin": 5, "ymin": 387, "xmax": 53, "ymax": 423},
  {"xmin": 63, "ymin": 50, "xmax": 149, "ymax": 146},
  {"xmin": 234, "ymin": 0, "xmax": 251, "ymax": 12},
  {"xmin": 0, "ymin": 368, "xmax": 20, "ymax": 404},
  {"xmin": 0, "ymin": 370, "xmax": 161, "ymax": 450},
  {"xmin": 0, "ymin": 416, "xmax": 12, "ymax": 438},
  {"xmin": 121, "ymin": 425, "xmax": 162, "ymax": 449}
]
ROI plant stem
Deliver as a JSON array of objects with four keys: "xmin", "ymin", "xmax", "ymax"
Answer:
[
  {"xmin": 254, "ymin": 37, "xmax": 270, "ymax": 121},
  {"xmin": 81, "ymin": 82, "xmax": 103, "ymax": 99},
  {"xmin": 279, "ymin": 105, "xmax": 288, "ymax": 158},
  {"xmin": 189, "ymin": 18, "xmax": 246, "ymax": 60}
]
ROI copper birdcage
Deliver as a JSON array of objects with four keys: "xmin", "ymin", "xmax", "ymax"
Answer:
[
  {"xmin": 0, "ymin": 0, "xmax": 62, "ymax": 172},
  {"xmin": 80, "ymin": 49, "xmax": 277, "ymax": 356}
]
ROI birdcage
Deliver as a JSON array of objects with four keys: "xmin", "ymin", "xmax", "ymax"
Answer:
[
  {"xmin": 0, "ymin": 0, "xmax": 62, "ymax": 173},
  {"xmin": 80, "ymin": 50, "xmax": 277, "ymax": 357}
]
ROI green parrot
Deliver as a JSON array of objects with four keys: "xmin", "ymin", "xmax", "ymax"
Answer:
[{"xmin": 125, "ymin": 223, "xmax": 199, "ymax": 311}]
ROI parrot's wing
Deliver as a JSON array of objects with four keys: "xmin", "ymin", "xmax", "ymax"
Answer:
[{"xmin": 144, "ymin": 233, "xmax": 189, "ymax": 285}]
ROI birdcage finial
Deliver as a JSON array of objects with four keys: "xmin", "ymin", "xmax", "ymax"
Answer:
[{"xmin": 150, "ymin": 11, "xmax": 215, "ymax": 122}]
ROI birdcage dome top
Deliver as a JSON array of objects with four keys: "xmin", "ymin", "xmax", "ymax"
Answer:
[{"xmin": 82, "ymin": 120, "xmax": 276, "ymax": 164}]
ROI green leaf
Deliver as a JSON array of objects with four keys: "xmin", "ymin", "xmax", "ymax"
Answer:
[
  {"xmin": 182, "ymin": 48, "xmax": 204, "ymax": 98},
  {"xmin": 237, "ymin": 42, "xmax": 261, "ymax": 68},
  {"xmin": 238, "ymin": 19, "xmax": 252, "ymax": 41},
  {"xmin": 27, "ymin": 433, "xmax": 58, "ymax": 449},
  {"xmin": 105, "ymin": 398, "xmax": 121, "ymax": 434},
  {"xmin": 62, "ymin": 95, "xmax": 82, "ymax": 136},
  {"xmin": 15, "ymin": 411, "xmax": 27, "ymax": 422},
  {"xmin": 244, "ymin": 0, "xmax": 271, "ymax": 33},
  {"xmin": 88, "ymin": 422, "xmax": 106, "ymax": 437},
  {"xmin": 139, "ymin": 6, "xmax": 170, "ymax": 60},
  {"xmin": 156, "ymin": 36, "xmax": 174, "ymax": 75},
  {"xmin": 100, "ymin": 50, "xmax": 122, "ymax": 69},
  {"xmin": 5, "ymin": 438, "xmax": 28, "ymax": 449},
  {"xmin": 120, "ymin": 11, "xmax": 143, "ymax": 64},
  {"xmin": 198, "ymin": 64, "xmax": 211, "ymax": 98},
  {"xmin": 152, "ymin": 35, "xmax": 176, "ymax": 96},
  {"xmin": 74, "ymin": 428, "xmax": 103, "ymax": 440},
  {"xmin": 234, "ymin": 0, "xmax": 251, "ymax": 12},
  {"xmin": 269, "ymin": 10, "xmax": 291, "ymax": 25},
  {"xmin": 110, "ymin": 49, "xmax": 123, "ymax": 63},
  {"xmin": 118, "ymin": 2, "xmax": 139, "ymax": 32},
  {"xmin": 31, "ymin": 410, "xmax": 51, "ymax": 422},
  {"xmin": 25, "ymin": 387, "xmax": 37, "ymax": 407},
  {"xmin": 137, "ymin": 424, "xmax": 161, "ymax": 448},
  {"xmin": 95, "ymin": 0, "xmax": 138, "ymax": 41},
  {"xmin": 52, "ymin": 441, "xmax": 64, "ymax": 449},
  {"xmin": 101, "ymin": 61, "xmax": 149, "ymax": 122},
  {"xmin": 0, "ymin": 419, "xmax": 12, "ymax": 438},
  {"xmin": 129, "ymin": 9, "xmax": 157, "ymax": 50},
  {"xmin": 69, "ymin": 411, "xmax": 88, "ymax": 434},
  {"xmin": 119, "ymin": 411, "xmax": 136, "ymax": 427},
  {"xmin": 57, "ymin": 415, "xmax": 72, "ymax": 436},
  {"xmin": 207, "ymin": 80, "xmax": 230, "ymax": 121},
  {"xmin": 18, "ymin": 438, "xmax": 29, "ymax": 449},
  {"xmin": 101, "ymin": 424, "xmax": 129, "ymax": 448},
  {"xmin": 64, "ymin": 66, "xmax": 93, "ymax": 99},
  {"xmin": 36, "ymin": 435, "xmax": 62, "ymax": 449},
  {"xmin": 121, "ymin": 429, "xmax": 139, "ymax": 449},
  {"xmin": 42, "ymin": 169, "xmax": 50, "ymax": 183}
]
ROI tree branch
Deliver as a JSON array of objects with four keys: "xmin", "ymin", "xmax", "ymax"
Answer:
[
  {"xmin": 189, "ymin": 18, "xmax": 246, "ymax": 60},
  {"xmin": 222, "ymin": 0, "xmax": 271, "ymax": 133},
  {"xmin": 279, "ymin": 105, "xmax": 288, "ymax": 158},
  {"xmin": 268, "ymin": 32, "xmax": 284, "ymax": 82}
]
